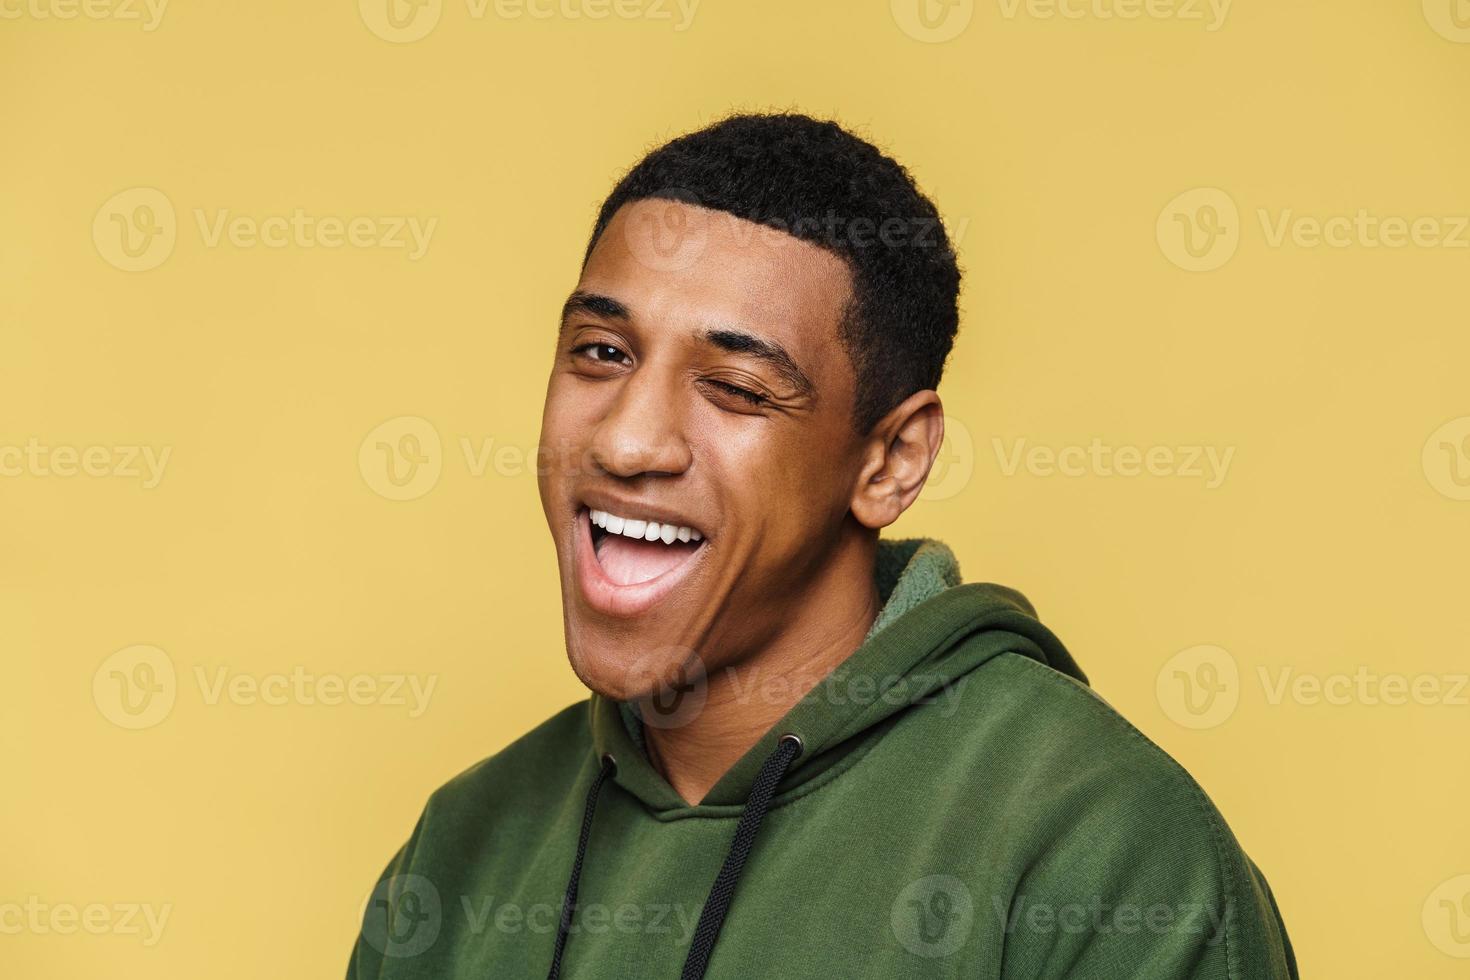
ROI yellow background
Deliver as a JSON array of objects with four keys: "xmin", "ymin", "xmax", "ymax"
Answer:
[{"xmin": 4, "ymin": 0, "xmax": 1469, "ymax": 976}]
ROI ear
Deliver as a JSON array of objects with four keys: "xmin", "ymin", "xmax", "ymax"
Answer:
[{"xmin": 849, "ymin": 390, "xmax": 945, "ymax": 530}]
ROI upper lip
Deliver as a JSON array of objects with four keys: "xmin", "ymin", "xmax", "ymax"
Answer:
[{"xmin": 577, "ymin": 492, "xmax": 709, "ymax": 538}]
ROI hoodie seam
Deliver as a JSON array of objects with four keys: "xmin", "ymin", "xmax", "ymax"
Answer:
[
  {"xmin": 636, "ymin": 622, "xmax": 1036, "ymax": 821},
  {"xmin": 630, "ymin": 603, "xmax": 998, "ymax": 820},
  {"xmin": 636, "ymin": 721, "xmax": 892, "ymax": 822},
  {"xmin": 1006, "ymin": 654, "xmax": 1241, "ymax": 980}
]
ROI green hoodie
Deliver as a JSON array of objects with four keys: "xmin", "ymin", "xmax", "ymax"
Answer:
[{"xmin": 347, "ymin": 539, "xmax": 1297, "ymax": 979}]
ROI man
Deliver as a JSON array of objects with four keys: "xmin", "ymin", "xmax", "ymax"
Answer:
[{"xmin": 347, "ymin": 113, "xmax": 1297, "ymax": 979}]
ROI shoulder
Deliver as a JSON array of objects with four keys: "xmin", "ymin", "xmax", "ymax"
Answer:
[
  {"xmin": 925, "ymin": 649, "xmax": 1255, "ymax": 899},
  {"xmin": 959, "ymin": 653, "xmax": 1294, "ymax": 976},
  {"xmin": 355, "ymin": 699, "xmax": 596, "ymax": 937},
  {"xmin": 427, "ymin": 698, "xmax": 592, "ymax": 815},
  {"xmin": 972, "ymin": 651, "xmax": 1229, "ymax": 826},
  {"xmin": 399, "ymin": 699, "xmax": 593, "ymax": 859}
]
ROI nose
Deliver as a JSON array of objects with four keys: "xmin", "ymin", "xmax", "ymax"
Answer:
[{"xmin": 588, "ymin": 368, "xmax": 692, "ymax": 479}]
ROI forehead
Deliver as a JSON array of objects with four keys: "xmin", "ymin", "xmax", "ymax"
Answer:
[{"xmin": 577, "ymin": 199, "xmax": 855, "ymax": 372}]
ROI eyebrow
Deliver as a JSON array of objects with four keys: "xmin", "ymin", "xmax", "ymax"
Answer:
[
  {"xmin": 560, "ymin": 290, "xmax": 630, "ymax": 326},
  {"xmin": 558, "ymin": 290, "xmax": 815, "ymax": 399}
]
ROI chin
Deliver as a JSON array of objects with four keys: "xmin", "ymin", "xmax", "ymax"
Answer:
[{"xmin": 562, "ymin": 623, "xmax": 708, "ymax": 705}]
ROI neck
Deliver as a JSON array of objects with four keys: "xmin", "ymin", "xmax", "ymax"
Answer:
[{"xmin": 643, "ymin": 533, "xmax": 881, "ymax": 805}]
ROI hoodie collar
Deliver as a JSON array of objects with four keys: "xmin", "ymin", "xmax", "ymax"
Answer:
[{"xmin": 588, "ymin": 538, "xmax": 1082, "ymax": 813}]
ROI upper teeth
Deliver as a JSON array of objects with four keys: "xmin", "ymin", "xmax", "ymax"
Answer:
[{"xmin": 589, "ymin": 509, "xmax": 702, "ymax": 544}]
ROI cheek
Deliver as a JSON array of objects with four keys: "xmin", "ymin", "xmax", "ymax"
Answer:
[
  {"xmin": 538, "ymin": 383, "xmax": 585, "ymax": 513},
  {"xmin": 711, "ymin": 426, "xmax": 853, "ymax": 540},
  {"xmin": 539, "ymin": 378, "xmax": 604, "ymax": 464}
]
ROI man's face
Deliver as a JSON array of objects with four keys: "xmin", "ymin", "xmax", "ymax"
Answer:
[{"xmin": 537, "ymin": 198, "xmax": 867, "ymax": 701}]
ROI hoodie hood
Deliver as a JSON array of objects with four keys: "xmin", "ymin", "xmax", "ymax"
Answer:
[{"xmin": 588, "ymin": 537, "xmax": 1087, "ymax": 811}]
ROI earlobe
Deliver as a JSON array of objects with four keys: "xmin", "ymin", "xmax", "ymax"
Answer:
[{"xmin": 849, "ymin": 390, "xmax": 945, "ymax": 530}]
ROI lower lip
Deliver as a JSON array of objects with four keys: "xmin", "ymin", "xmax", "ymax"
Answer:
[{"xmin": 572, "ymin": 508, "xmax": 709, "ymax": 618}]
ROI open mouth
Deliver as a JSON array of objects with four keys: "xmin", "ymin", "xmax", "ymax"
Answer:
[
  {"xmin": 574, "ymin": 504, "xmax": 709, "ymax": 618},
  {"xmin": 588, "ymin": 507, "xmax": 704, "ymax": 585}
]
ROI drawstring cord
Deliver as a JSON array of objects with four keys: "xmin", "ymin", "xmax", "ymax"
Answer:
[
  {"xmin": 545, "ymin": 733, "xmax": 804, "ymax": 980},
  {"xmin": 546, "ymin": 753, "xmax": 616, "ymax": 980},
  {"xmin": 679, "ymin": 732, "xmax": 802, "ymax": 979}
]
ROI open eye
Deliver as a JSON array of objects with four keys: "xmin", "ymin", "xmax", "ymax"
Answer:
[{"xmin": 571, "ymin": 342, "xmax": 632, "ymax": 367}]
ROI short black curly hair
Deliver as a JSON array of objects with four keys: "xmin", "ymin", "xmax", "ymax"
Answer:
[{"xmin": 585, "ymin": 113, "xmax": 961, "ymax": 434}]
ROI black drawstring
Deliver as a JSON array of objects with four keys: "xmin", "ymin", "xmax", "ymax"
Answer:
[
  {"xmin": 546, "ymin": 753, "xmax": 616, "ymax": 980},
  {"xmin": 545, "ymin": 733, "xmax": 804, "ymax": 980},
  {"xmin": 679, "ymin": 732, "xmax": 803, "ymax": 980}
]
